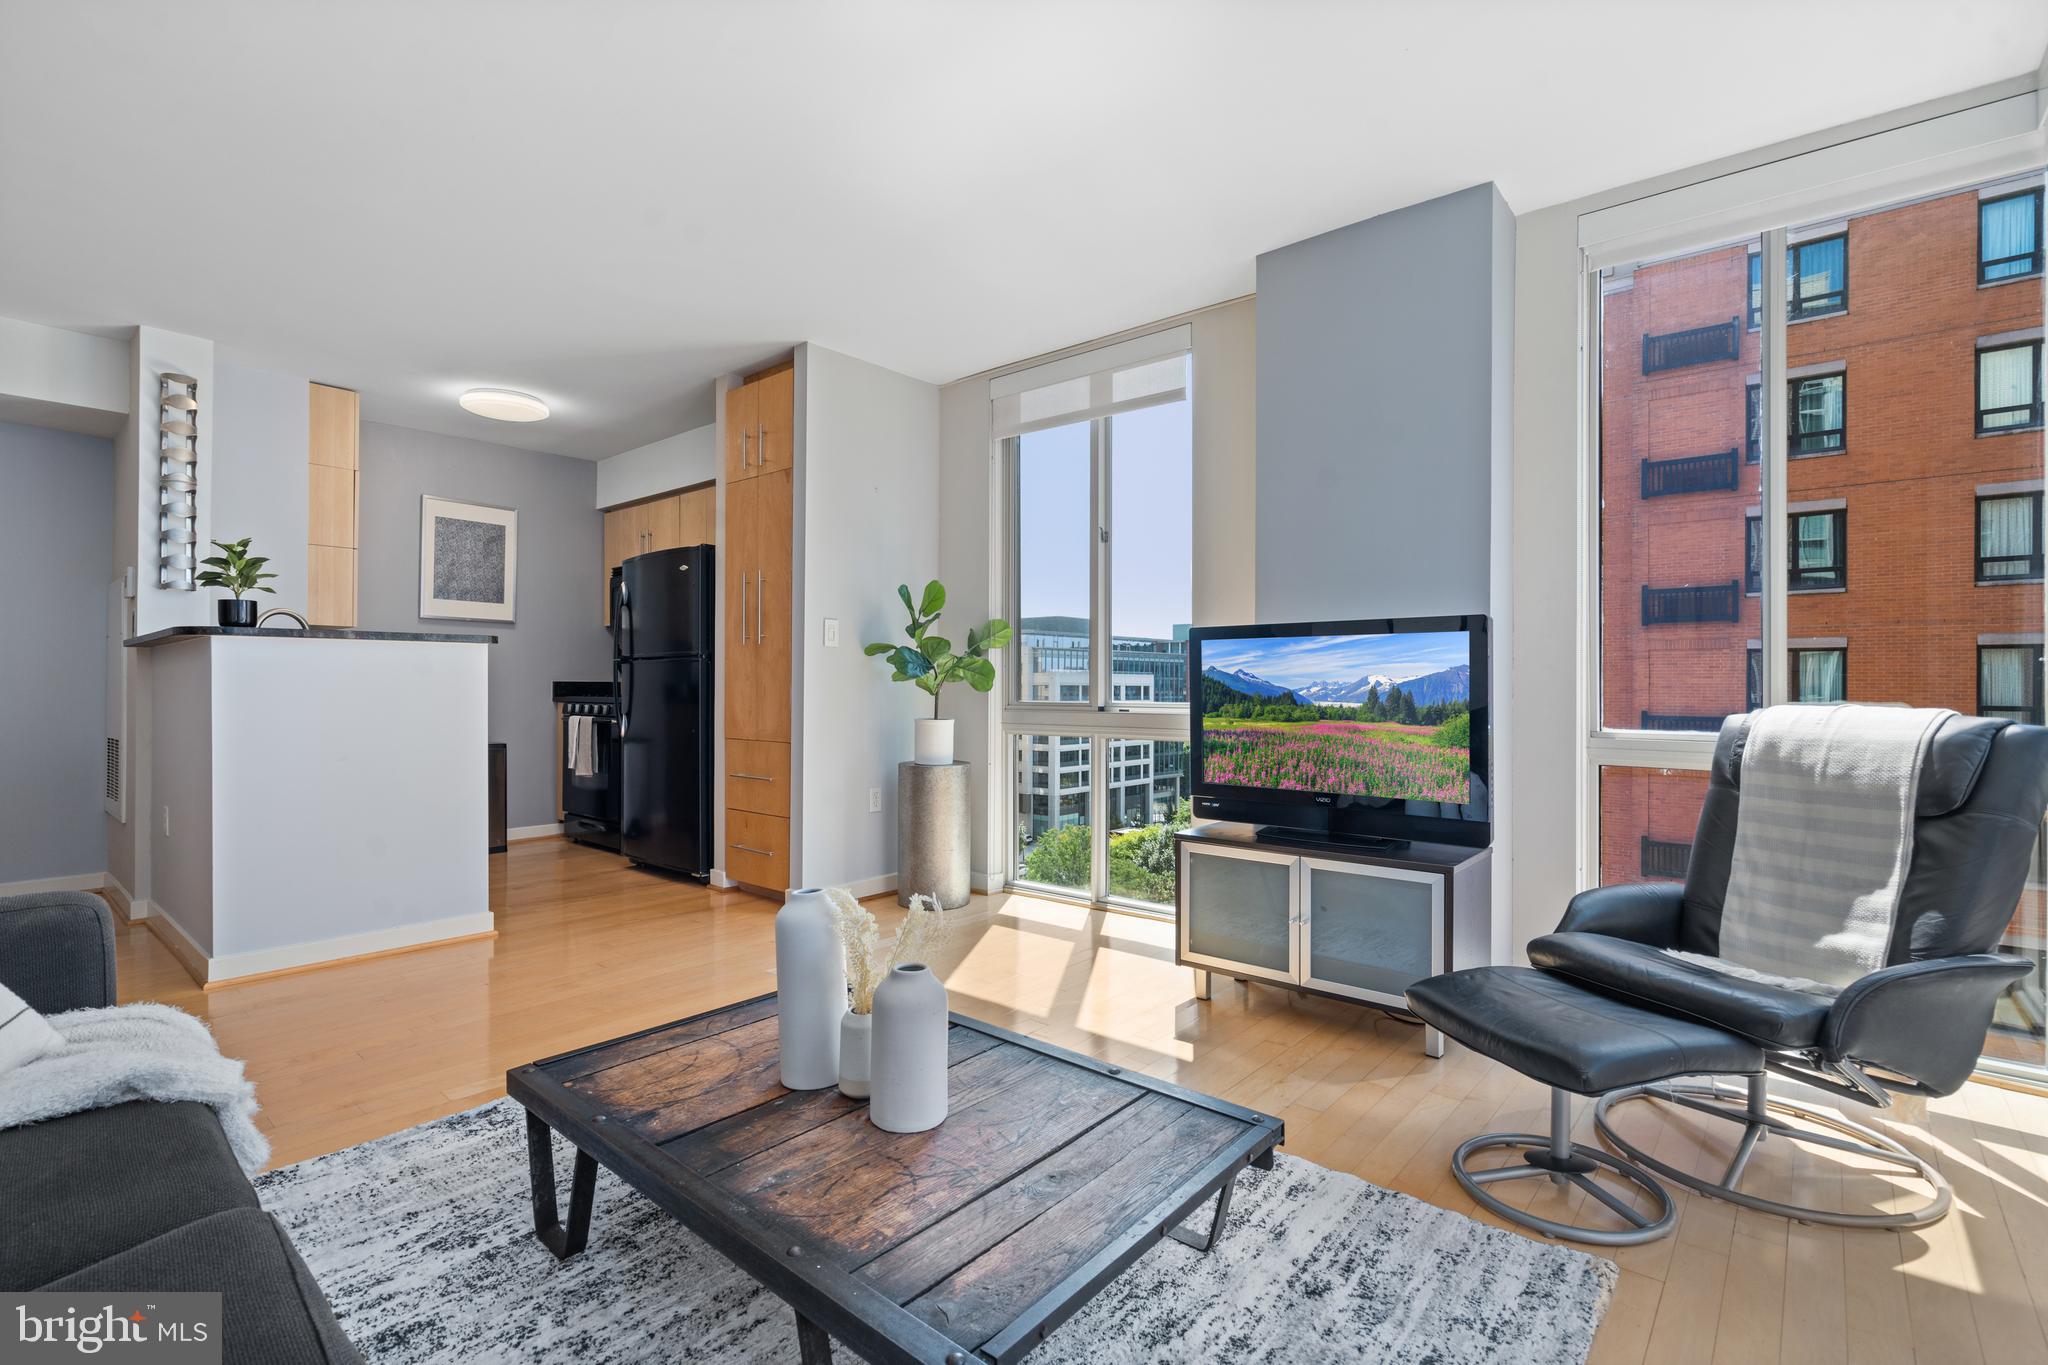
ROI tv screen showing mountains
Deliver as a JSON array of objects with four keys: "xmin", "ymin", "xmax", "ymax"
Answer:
[{"xmin": 1197, "ymin": 632, "xmax": 1473, "ymax": 803}]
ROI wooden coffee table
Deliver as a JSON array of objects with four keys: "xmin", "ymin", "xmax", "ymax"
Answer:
[{"xmin": 509, "ymin": 994, "xmax": 1282, "ymax": 1365}]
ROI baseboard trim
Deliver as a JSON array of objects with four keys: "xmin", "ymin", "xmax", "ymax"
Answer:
[
  {"xmin": 139, "ymin": 902, "xmax": 211, "ymax": 986},
  {"xmin": 507, "ymin": 823, "xmax": 564, "ymax": 843},
  {"xmin": 99, "ymin": 874, "xmax": 134, "ymax": 918},
  {"xmin": 200, "ymin": 912, "xmax": 500, "ymax": 988},
  {"xmin": 839, "ymin": 871, "xmax": 898, "ymax": 900},
  {"xmin": 0, "ymin": 871, "xmax": 109, "ymax": 897}
]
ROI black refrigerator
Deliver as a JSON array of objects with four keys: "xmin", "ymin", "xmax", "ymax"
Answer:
[{"xmin": 612, "ymin": 544, "xmax": 716, "ymax": 878}]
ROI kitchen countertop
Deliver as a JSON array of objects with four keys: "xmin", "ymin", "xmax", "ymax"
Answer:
[
  {"xmin": 126, "ymin": 625, "xmax": 497, "ymax": 647},
  {"xmin": 552, "ymin": 679, "xmax": 615, "ymax": 701}
]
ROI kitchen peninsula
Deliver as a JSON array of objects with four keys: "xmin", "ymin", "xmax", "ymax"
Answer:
[{"xmin": 125, "ymin": 624, "xmax": 495, "ymax": 986}]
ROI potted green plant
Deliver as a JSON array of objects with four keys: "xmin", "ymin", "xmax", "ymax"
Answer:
[
  {"xmin": 197, "ymin": 537, "xmax": 278, "ymax": 628},
  {"xmin": 863, "ymin": 580, "xmax": 1010, "ymax": 765}
]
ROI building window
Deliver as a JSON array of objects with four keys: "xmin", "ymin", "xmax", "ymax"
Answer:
[
  {"xmin": 1978, "ymin": 493, "xmax": 2044, "ymax": 582},
  {"xmin": 1787, "ymin": 233, "xmax": 1847, "ymax": 317},
  {"xmin": 1980, "ymin": 645, "xmax": 2045, "ymax": 724},
  {"xmin": 1790, "ymin": 373, "xmax": 1846, "ymax": 454},
  {"xmin": 1747, "ymin": 252, "xmax": 1762, "ymax": 330},
  {"xmin": 1747, "ymin": 647, "xmax": 1763, "ymax": 710},
  {"xmin": 1745, "ymin": 515, "xmax": 1762, "ymax": 595},
  {"xmin": 1789, "ymin": 510, "xmax": 1847, "ymax": 591},
  {"xmin": 1745, "ymin": 382, "xmax": 1761, "ymax": 463},
  {"xmin": 1978, "ymin": 341, "xmax": 2044, "ymax": 434},
  {"xmin": 1792, "ymin": 648, "xmax": 1847, "ymax": 702},
  {"xmin": 1980, "ymin": 188, "xmax": 2043, "ymax": 284}
]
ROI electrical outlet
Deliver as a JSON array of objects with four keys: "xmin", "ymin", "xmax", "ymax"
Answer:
[
  {"xmin": 823, "ymin": 618, "xmax": 840, "ymax": 647},
  {"xmin": 161, "ymin": 805, "xmax": 171, "ymax": 837},
  {"xmin": 867, "ymin": 787, "xmax": 882, "ymax": 813}
]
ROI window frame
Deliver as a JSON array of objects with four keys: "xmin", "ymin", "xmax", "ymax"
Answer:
[
  {"xmin": 1790, "ymin": 646, "xmax": 1849, "ymax": 702},
  {"xmin": 1976, "ymin": 491, "xmax": 2045, "ymax": 583},
  {"xmin": 1787, "ymin": 231, "xmax": 1849, "ymax": 318},
  {"xmin": 1978, "ymin": 643, "xmax": 2046, "ymax": 724},
  {"xmin": 1979, "ymin": 187, "xmax": 2044, "ymax": 284},
  {"xmin": 999, "ymin": 342, "xmax": 1194, "ymax": 916},
  {"xmin": 1789, "ymin": 371, "xmax": 1847, "ymax": 455},
  {"xmin": 1976, "ymin": 340, "xmax": 2045, "ymax": 435},
  {"xmin": 1787, "ymin": 508, "xmax": 1848, "ymax": 592}
]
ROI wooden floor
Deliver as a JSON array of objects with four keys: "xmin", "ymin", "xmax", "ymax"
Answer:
[{"xmin": 115, "ymin": 836, "xmax": 2048, "ymax": 1365}]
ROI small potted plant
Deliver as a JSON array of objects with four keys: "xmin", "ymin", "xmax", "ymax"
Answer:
[
  {"xmin": 197, "ymin": 537, "xmax": 278, "ymax": 628},
  {"xmin": 863, "ymin": 580, "xmax": 1009, "ymax": 765}
]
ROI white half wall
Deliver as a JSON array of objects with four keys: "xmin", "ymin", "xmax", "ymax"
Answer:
[
  {"xmin": 797, "ymin": 344, "xmax": 939, "ymax": 890},
  {"xmin": 597, "ymin": 423, "xmax": 716, "ymax": 508}
]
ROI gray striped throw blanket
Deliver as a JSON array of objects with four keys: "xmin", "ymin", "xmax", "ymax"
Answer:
[{"xmin": 1716, "ymin": 704, "xmax": 1954, "ymax": 990}]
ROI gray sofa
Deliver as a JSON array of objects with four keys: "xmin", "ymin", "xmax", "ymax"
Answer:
[{"xmin": 0, "ymin": 890, "xmax": 365, "ymax": 1365}]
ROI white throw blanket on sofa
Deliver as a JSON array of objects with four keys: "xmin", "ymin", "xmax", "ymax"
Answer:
[
  {"xmin": 1717, "ymin": 703, "xmax": 1953, "ymax": 990},
  {"xmin": 0, "ymin": 1003, "xmax": 268, "ymax": 1173}
]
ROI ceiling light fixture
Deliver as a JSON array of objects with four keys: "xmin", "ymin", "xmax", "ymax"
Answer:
[{"xmin": 458, "ymin": 388, "xmax": 550, "ymax": 422}]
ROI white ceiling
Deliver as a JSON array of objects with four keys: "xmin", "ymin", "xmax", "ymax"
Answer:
[{"xmin": 2, "ymin": 2, "xmax": 2041, "ymax": 459}]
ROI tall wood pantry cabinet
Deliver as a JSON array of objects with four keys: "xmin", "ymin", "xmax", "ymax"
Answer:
[{"xmin": 721, "ymin": 362, "xmax": 795, "ymax": 892}]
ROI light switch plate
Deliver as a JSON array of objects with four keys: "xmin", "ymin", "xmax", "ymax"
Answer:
[{"xmin": 823, "ymin": 618, "xmax": 840, "ymax": 647}]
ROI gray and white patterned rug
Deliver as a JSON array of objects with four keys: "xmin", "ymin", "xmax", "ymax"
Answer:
[{"xmin": 256, "ymin": 1098, "xmax": 1613, "ymax": 1364}]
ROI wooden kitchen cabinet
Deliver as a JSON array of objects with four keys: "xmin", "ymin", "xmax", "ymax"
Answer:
[
  {"xmin": 722, "ymin": 469, "xmax": 791, "ymax": 744},
  {"xmin": 601, "ymin": 485, "xmax": 715, "ymax": 624},
  {"xmin": 721, "ymin": 363, "xmax": 793, "ymax": 484},
  {"xmin": 723, "ymin": 378, "xmax": 758, "ymax": 483},
  {"xmin": 306, "ymin": 383, "xmax": 359, "ymax": 627}
]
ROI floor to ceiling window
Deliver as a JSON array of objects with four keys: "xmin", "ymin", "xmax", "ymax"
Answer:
[
  {"xmin": 1590, "ymin": 172, "xmax": 2046, "ymax": 1079},
  {"xmin": 1000, "ymin": 332, "xmax": 1193, "ymax": 914}
]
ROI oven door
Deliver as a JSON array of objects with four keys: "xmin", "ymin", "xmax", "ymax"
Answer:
[{"xmin": 562, "ymin": 709, "xmax": 620, "ymax": 827}]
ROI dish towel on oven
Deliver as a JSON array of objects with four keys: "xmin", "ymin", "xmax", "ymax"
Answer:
[
  {"xmin": 569, "ymin": 715, "xmax": 599, "ymax": 778},
  {"xmin": 1714, "ymin": 703, "xmax": 1953, "ymax": 990}
]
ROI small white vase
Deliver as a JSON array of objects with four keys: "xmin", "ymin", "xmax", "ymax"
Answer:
[
  {"xmin": 775, "ymin": 887, "xmax": 845, "ymax": 1090},
  {"xmin": 914, "ymin": 717, "xmax": 954, "ymax": 766},
  {"xmin": 869, "ymin": 962, "xmax": 949, "ymax": 1132},
  {"xmin": 839, "ymin": 1010, "xmax": 873, "ymax": 1098}
]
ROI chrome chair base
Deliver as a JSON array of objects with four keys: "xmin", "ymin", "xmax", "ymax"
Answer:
[
  {"xmin": 1593, "ymin": 1075, "xmax": 1951, "ymax": 1231},
  {"xmin": 1451, "ymin": 1089, "xmax": 1676, "ymax": 1246}
]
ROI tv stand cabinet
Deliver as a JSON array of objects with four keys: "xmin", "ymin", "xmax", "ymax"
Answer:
[{"xmin": 1175, "ymin": 823, "xmax": 1491, "ymax": 1058}]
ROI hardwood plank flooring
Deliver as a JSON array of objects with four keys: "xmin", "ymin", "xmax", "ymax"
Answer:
[{"xmin": 111, "ymin": 836, "xmax": 2048, "ymax": 1365}]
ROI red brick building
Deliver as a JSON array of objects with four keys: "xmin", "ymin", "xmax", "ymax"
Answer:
[{"xmin": 1595, "ymin": 178, "xmax": 2044, "ymax": 1054}]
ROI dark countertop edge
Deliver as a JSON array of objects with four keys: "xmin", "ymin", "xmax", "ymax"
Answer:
[{"xmin": 126, "ymin": 625, "xmax": 497, "ymax": 647}]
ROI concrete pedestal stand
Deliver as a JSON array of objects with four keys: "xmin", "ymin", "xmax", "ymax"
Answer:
[{"xmin": 897, "ymin": 760, "xmax": 970, "ymax": 908}]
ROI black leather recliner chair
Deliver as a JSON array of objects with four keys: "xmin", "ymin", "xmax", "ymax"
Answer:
[{"xmin": 1408, "ymin": 710, "xmax": 2048, "ymax": 1244}]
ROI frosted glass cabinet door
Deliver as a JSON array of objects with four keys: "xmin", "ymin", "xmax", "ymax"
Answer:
[
  {"xmin": 1302, "ymin": 860, "xmax": 1442, "ymax": 1005},
  {"xmin": 1181, "ymin": 844, "xmax": 1296, "ymax": 981}
]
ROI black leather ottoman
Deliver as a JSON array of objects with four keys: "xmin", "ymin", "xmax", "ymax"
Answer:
[{"xmin": 1406, "ymin": 966, "xmax": 1765, "ymax": 1245}]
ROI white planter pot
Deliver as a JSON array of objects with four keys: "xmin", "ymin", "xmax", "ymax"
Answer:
[
  {"xmin": 774, "ymin": 887, "xmax": 845, "ymax": 1090},
  {"xmin": 838, "ymin": 1010, "xmax": 873, "ymax": 1098},
  {"xmin": 914, "ymin": 717, "xmax": 954, "ymax": 766},
  {"xmin": 869, "ymin": 962, "xmax": 949, "ymax": 1132}
]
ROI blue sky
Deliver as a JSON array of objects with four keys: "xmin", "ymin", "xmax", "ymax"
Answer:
[
  {"xmin": 1016, "ymin": 401, "xmax": 1193, "ymax": 639},
  {"xmin": 1203, "ymin": 632, "xmax": 1468, "ymax": 688}
]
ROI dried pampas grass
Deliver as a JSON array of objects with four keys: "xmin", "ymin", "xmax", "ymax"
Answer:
[{"xmin": 827, "ymin": 888, "xmax": 952, "ymax": 1015}]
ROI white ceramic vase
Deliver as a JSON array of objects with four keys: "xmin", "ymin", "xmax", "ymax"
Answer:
[
  {"xmin": 838, "ymin": 1010, "xmax": 873, "ymax": 1098},
  {"xmin": 774, "ymin": 887, "xmax": 845, "ymax": 1090},
  {"xmin": 869, "ymin": 962, "xmax": 949, "ymax": 1132},
  {"xmin": 914, "ymin": 717, "xmax": 954, "ymax": 766}
]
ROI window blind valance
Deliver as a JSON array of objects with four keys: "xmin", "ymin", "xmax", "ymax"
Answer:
[{"xmin": 990, "ymin": 325, "xmax": 1191, "ymax": 437}]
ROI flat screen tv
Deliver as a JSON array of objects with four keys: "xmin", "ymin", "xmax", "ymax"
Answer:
[{"xmin": 1188, "ymin": 615, "xmax": 1490, "ymax": 849}]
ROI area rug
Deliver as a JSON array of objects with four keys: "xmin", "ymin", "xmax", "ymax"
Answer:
[{"xmin": 256, "ymin": 1098, "xmax": 1614, "ymax": 1364}]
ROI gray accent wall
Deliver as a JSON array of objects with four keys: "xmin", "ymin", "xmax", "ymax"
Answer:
[
  {"xmin": 0, "ymin": 420, "xmax": 114, "ymax": 883},
  {"xmin": 357, "ymin": 422, "xmax": 610, "ymax": 830},
  {"xmin": 1254, "ymin": 183, "xmax": 1513, "ymax": 622}
]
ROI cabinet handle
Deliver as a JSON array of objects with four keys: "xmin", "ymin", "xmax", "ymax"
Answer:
[
  {"xmin": 729, "ymin": 771, "xmax": 775, "ymax": 782},
  {"xmin": 740, "ymin": 572, "xmax": 751, "ymax": 644},
  {"xmin": 730, "ymin": 843, "xmax": 776, "ymax": 857},
  {"xmin": 757, "ymin": 571, "xmax": 766, "ymax": 643},
  {"xmin": 757, "ymin": 423, "xmax": 768, "ymax": 466},
  {"xmin": 741, "ymin": 429, "xmax": 751, "ymax": 467}
]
